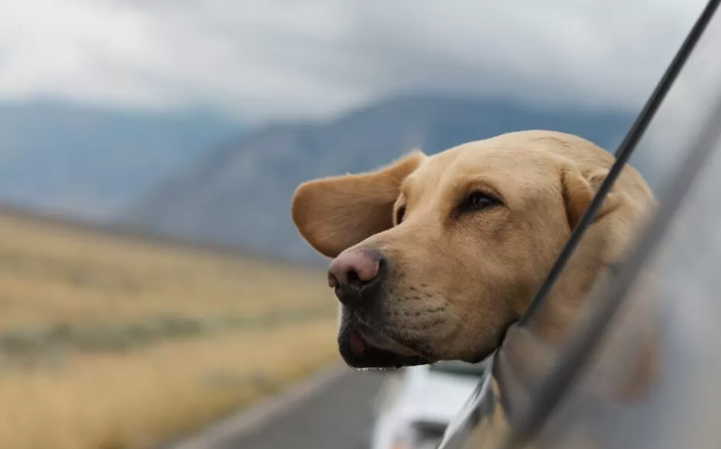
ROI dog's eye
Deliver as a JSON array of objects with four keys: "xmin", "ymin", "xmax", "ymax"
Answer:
[
  {"xmin": 462, "ymin": 191, "xmax": 501, "ymax": 212},
  {"xmin": 395, "ymin": 206, "xmax": 406, "ymax": 224}
]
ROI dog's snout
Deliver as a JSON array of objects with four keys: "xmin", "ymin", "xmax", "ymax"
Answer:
[{"xmin": 328, "ymin": 248, "xmax": 385, "ymax": 306}]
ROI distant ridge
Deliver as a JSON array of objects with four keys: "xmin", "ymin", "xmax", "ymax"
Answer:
[{"xmin": 124, "ymin": 95, "xmax": 636, "ymax": 262}]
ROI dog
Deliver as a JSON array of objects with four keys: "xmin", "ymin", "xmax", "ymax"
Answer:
[{"xmin": 290, "ymin": 130, "xmax": 656, "ymax": 371}]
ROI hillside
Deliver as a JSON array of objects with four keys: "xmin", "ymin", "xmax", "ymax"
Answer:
[
  {"xmin": 0, "ymin": 208, "xmax": 337, "ymax": 449},
  {"xmin": 0, "ymin": 102, "xmax": 239, "ymax": 219},
  {"xmin": 125, "ymin": 95, "xmax": 636, "ymax": 262}
]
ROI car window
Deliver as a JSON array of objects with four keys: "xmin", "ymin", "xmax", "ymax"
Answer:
[
  {"xmin": 439, "ymin": 2, "xmax": 721, "ymax": 448},
  {"xmin": 509, "ymin": 8, "xmax": 721, "ymax": 446}
]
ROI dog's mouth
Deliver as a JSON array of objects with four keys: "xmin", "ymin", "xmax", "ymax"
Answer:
[{"xmin": 339, "ymin": 322, "xmax": 431, "ymax": 369}]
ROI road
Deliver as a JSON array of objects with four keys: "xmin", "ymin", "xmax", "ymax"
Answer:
[
  {"xmin": 228, "ymin": 369, "xmax": 386, "ymax": 449},
  {"xmin": 167, "ymin": 365, "xmax": 388, "ymax": 449}
]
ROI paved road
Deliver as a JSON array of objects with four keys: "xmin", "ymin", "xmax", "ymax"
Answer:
[
  {"xmin": 167, "ymin": 366, "xmax": 389, "ymax": 449},
  {"xmin": 225, "ymin": 369, "xmax": 386, "ymax": 449}
]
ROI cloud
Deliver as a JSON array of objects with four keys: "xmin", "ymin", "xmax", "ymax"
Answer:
[
  {"xmin": 0, "ymin": 0, "xmax": 711, "ymax": 123},
  {"xmin": 0, "ymin": 1, "xmax": 173, "ymax": 108}
]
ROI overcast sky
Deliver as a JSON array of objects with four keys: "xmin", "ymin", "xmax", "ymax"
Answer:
[{"xmin": 0, "ymin": 0, "xmax": 713, "ymax": 125}]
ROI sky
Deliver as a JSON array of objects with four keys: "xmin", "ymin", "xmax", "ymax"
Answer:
[{"xmin": 0, "ymin": 0, "xmax": 712, "ymax": 126}]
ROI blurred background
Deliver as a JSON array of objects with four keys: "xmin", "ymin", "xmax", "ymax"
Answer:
[{"xmin": 0, "ymin": 1, "xmax": 711, "ymax": 448}]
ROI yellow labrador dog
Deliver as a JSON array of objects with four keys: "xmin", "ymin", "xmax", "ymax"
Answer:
[{"xmin": 291, "ymin": 130, "xmax": 655, "ymax": 369}]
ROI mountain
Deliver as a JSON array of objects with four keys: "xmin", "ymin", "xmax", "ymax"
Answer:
[
  {"xmin": 124, "ymin": 95, "xmax": 637, "ymax": 262},
  {"xmin": 0, "ymin": 101, "xmax": 240, "ymax": 220}
]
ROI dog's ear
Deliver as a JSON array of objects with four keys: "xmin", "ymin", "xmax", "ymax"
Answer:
[
  {"xmin": 561, "ymin": 166, "xmax": 620, "ymax": 229},
  {"xmin": 291, "ymin": 151, "xmax": 425, "ymax": 258}
]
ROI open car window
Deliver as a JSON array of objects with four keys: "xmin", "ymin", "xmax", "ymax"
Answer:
[{"xmin": 439, "ymin": 1, "xmax": 721, "ymax": 448}]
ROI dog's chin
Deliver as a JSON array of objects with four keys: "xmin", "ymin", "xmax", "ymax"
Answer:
[{"xmin": 338, "ymin": 323, "xmax": 432, "ymax": 369}]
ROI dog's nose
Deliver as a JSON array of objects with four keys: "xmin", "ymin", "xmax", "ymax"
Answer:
[{"xmin": 328, "ymin": 248, "xmax": 385, "ymax": 306}]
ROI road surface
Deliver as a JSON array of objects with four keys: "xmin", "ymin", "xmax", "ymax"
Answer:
[
  {"xmin": 168, "ymin": 365, "xmax": 388, "ymax": 449},
  {"xmin": 227, "ymin": 369, "xmax": 386, "ymax": 449}
]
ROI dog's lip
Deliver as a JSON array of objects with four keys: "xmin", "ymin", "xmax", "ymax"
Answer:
[
  {"xmin": 355, "ymin": 324, "xmax": 420, "ymax": 357},
  {"xmin": 343, "ymin": 326, "xmax": 430, "ymax": 369}
]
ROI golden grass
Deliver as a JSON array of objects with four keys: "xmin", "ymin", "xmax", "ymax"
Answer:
[
  {"xmin": 0, "ymin": 211, "xmax": 332, "ymax": 329},
  {"xmin": 0, "ymin": 321, "xmax": 339, "ymax": 449},
  {"xmin": 0, "ymin": 211, "xmax": 340, "ymax": 449}
]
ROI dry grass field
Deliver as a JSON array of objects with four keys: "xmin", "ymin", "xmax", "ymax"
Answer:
[{"xmin": 0, "ymin": 211, "xmax": 339, "ymax": 449}]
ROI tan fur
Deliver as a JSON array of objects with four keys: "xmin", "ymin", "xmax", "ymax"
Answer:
[
  {"xmin": 291, "ymin": 130, "xmax": 656, "ymax": 363},
  {"xmin": 292, "ymin": 150, "xmax": 425, "ymax": 258}
]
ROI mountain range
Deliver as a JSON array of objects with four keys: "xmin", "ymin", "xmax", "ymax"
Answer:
[
  {"xmin": 122, "ymin": 96, "xmax": 637, "ymax": 262},
  {"xmin": 0, "ymin": 102, "xmax": 239, "ymax": 220}
]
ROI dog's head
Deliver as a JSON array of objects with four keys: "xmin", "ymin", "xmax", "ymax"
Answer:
[{"xmin": 291, "ymin": 130, "xmax": 654, "ymax": 369}]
